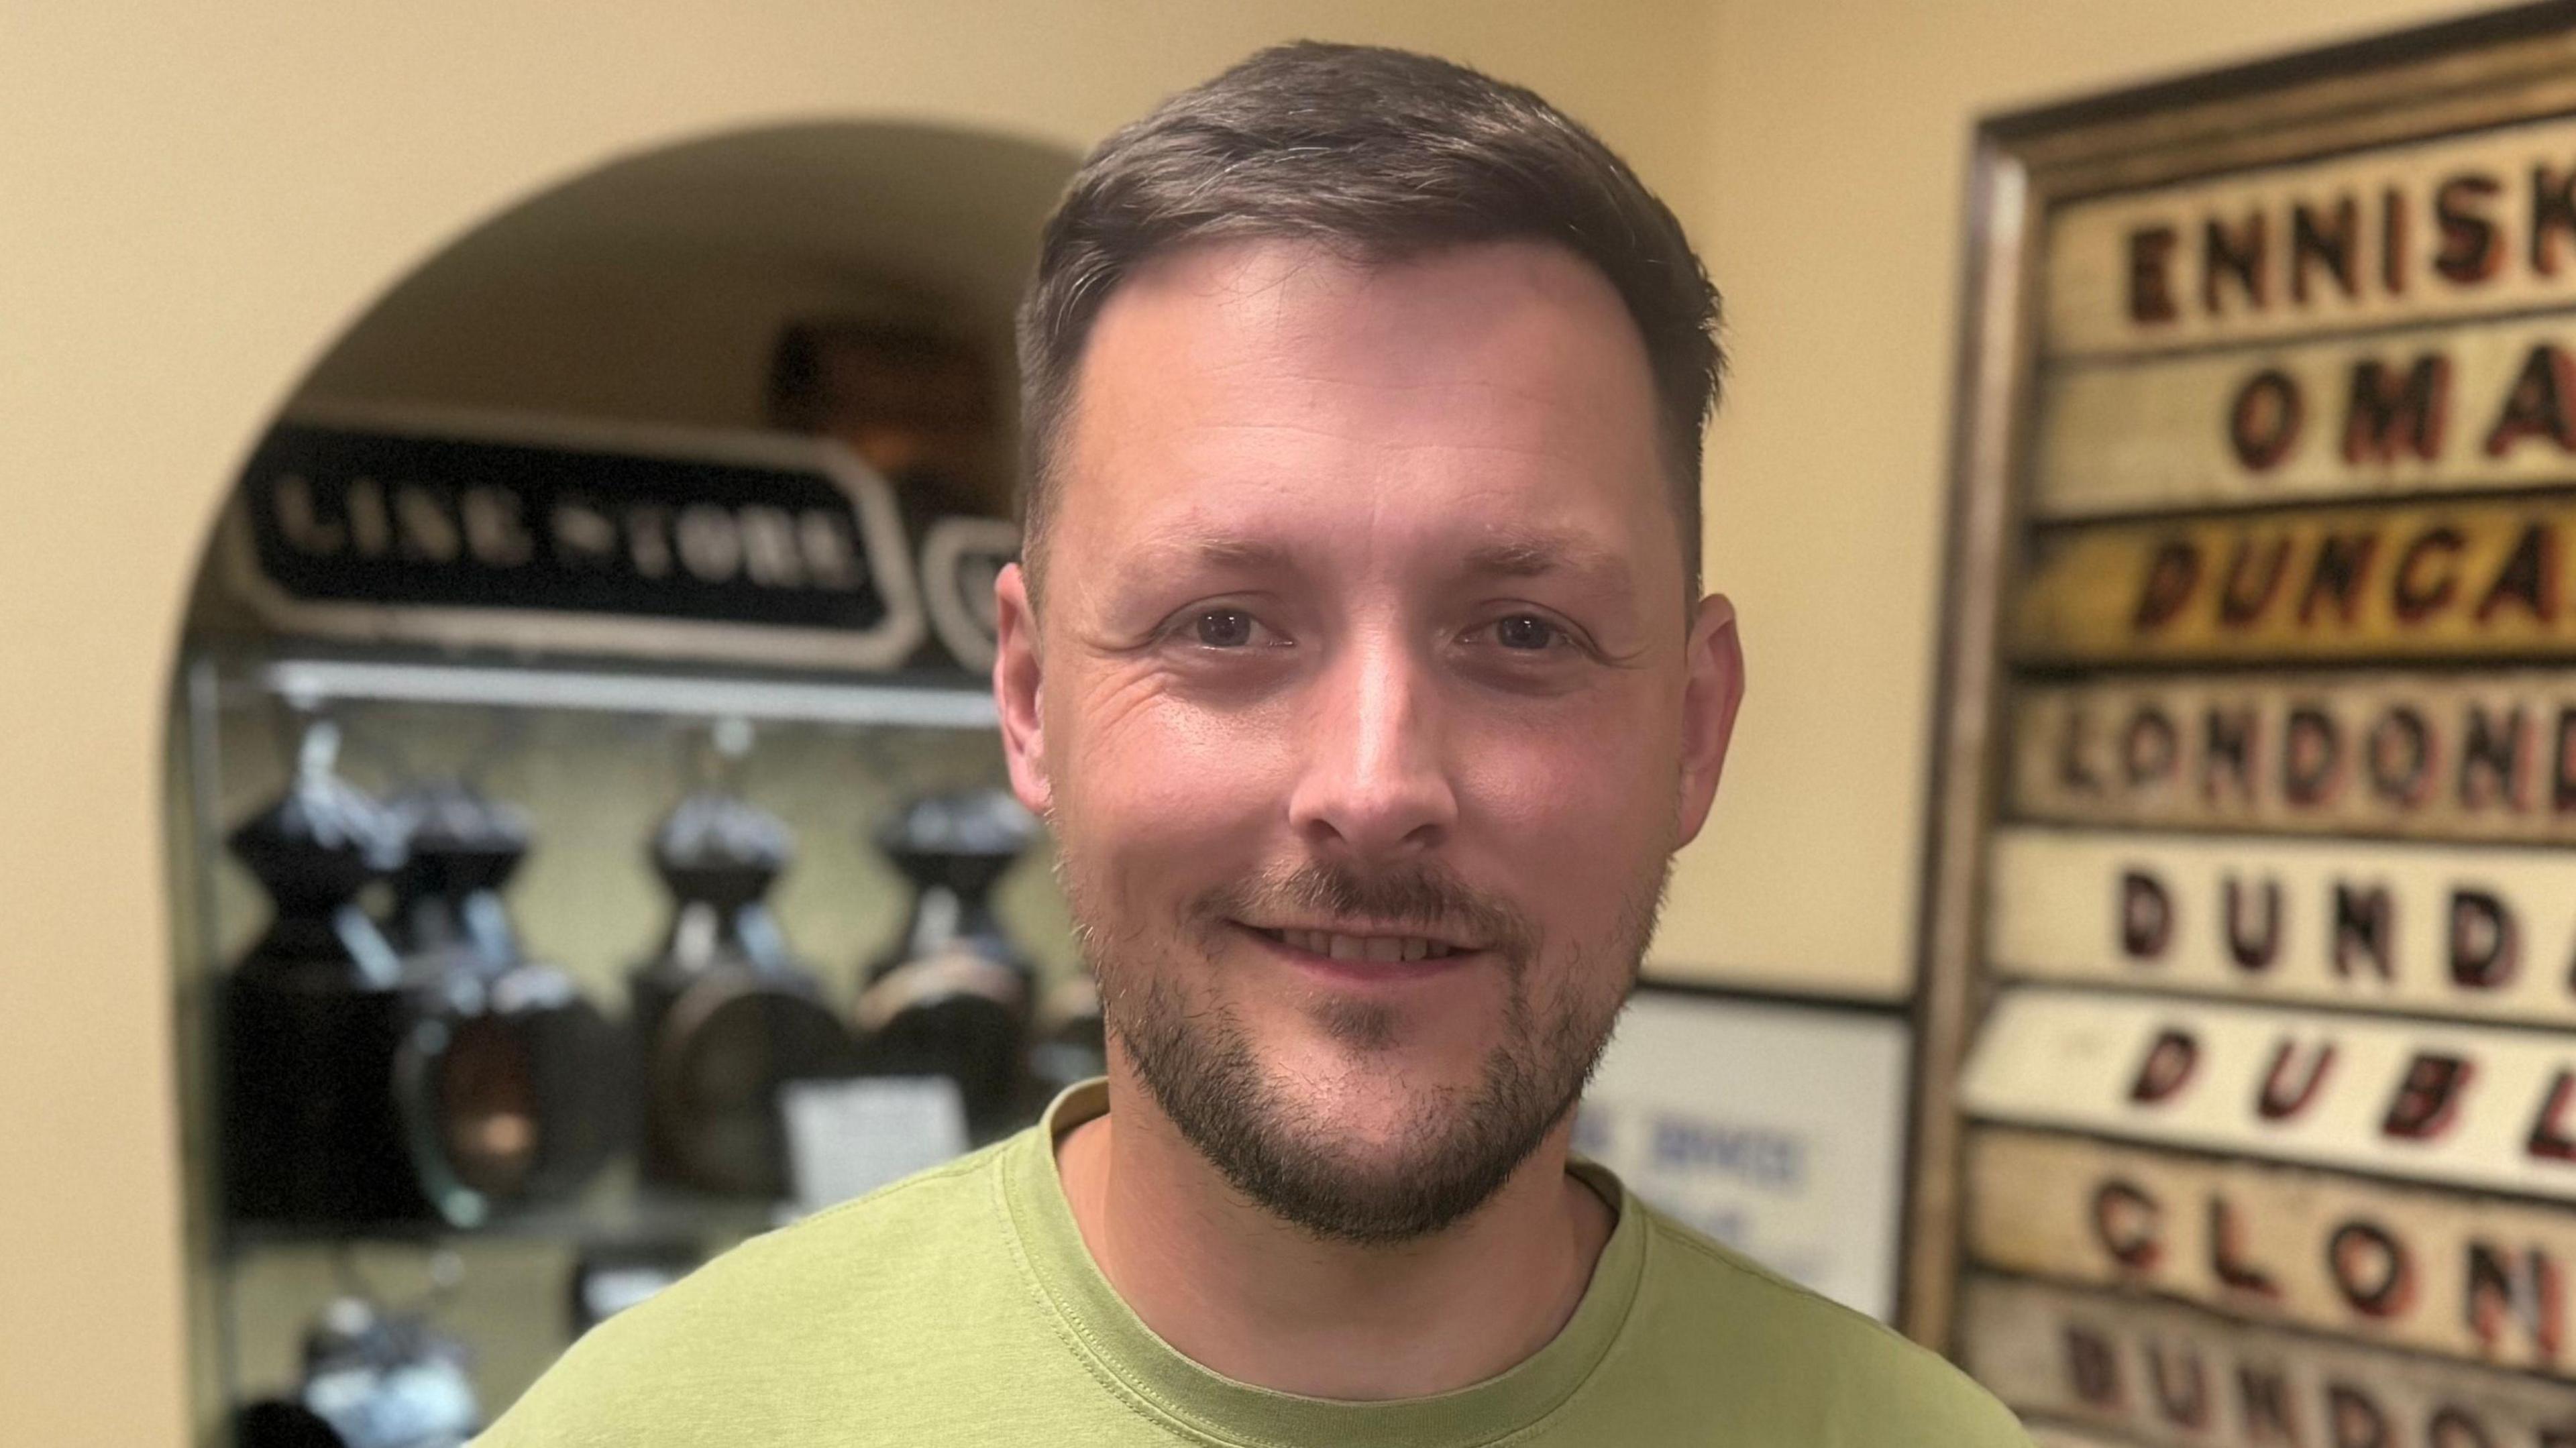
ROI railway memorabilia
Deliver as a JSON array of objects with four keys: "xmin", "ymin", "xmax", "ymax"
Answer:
[
  {"xmin": 219, "ymin": 720, "xmax": 439, "ymax": 1227},
  {"xmin": 1968, "ymin": 1127, "xmax": 2576, "ymax": 1370},
  {"xmin": 2010, "ymin": 495, "xmax": 2576, "ymax": 666},
  {"xmin": 292, "ymin": 1296, "xmax": 480, "ymax": 1448},
  {"xmin": 764, "ymin": 319, "xmax": 1008, "ymax": 522},
  {"xmin": 1960, "ymin": 987, "xmax": 2576, "ymax": 1199},
  {"xmin": 1913, "ymin": 17, "xmax": 2576, "ymax": 1408},
  {"xmin": 1986, "ymin": 826, "xmax": 2576, "ymax": 1025},
  {"xmin": 566, "ymin": 1243, "xmax": 702, "ymax": 1337},
  {"xmin": 851, "ymin": 789, "xmax": 1039, "ymax": 1140},
  {"xmin": 385, "ymin": 780, "xmax": 623, "ymax": 1222},
  {"xmin": 2037, "ymin": 312, "xmax": 2576, "ymax": 517},
  {"xmin": 2010, "ymin": 669, "xmax": 2576, "ymax": 842},
  {"xmin": 222, "ymin": 406, "xmax": 926, "ymax": 671},
  {"xmin": 1962, "ymin": 1274, "xmax": 2576, "ymax": 1447},
  {"xmin": 629, "ymin": 784, "xmax": 854, "ymax": 1196}
]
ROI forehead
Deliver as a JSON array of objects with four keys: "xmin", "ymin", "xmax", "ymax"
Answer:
[{"xmin": 1052, "ymin": 236, "xmax": 1670, "ymax": 574}]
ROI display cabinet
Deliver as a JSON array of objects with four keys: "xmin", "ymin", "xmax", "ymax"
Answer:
[
  {"xmin": 170, "ymin": 647, "xmax": 1083, "ymax": 1438},
  {"xmin": 142, "ymin": 117, "xmax": 1087, "ymax": 1443}
]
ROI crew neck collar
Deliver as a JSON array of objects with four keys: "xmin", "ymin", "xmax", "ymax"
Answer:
[{"xmin": 996, "ymin": 1079, "xmax": 1647, "ymax": 1448}]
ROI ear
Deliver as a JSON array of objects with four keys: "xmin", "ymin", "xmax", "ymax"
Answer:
[
  {"xmin": 993, "ymin": 562, "xmax": 1053, "ymax": 816},
  {"xmin": 1673, "ymin": 592, "xmax": 1743, "ymax": 847}
]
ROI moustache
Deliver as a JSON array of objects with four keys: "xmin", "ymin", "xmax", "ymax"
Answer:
[{"xmin": 1193, "ymin": 859, "xmax": 1538, "ymax": 964}]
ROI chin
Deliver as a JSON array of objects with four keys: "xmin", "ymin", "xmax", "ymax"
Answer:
[
  {"xmin": 1099, "ymin": 905, "xmax": 1617, "ymax": 1243},
  {"xmin": 1231, "ymin": 1052, "xmax": 1574, "ymax": 1245},
  {"xmin": 1262, "ymin": 1037, "xmax": 1500, "ymax": 1150}
]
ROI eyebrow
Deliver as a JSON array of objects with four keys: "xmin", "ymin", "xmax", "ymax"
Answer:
[
  {"xmin": 1183, "ymin": 535, "xmax": 1297, "ymax": 572},
  {"xmin": 1128, "ymin": 527, "xmax": 1633, "ymax": 588},
  {"xmin": 1460, "ymin": 532, "xmax": 1633, "ymax": 584},
  {"xmin": 1112, "ymin": 533, "xmax": 1301, "ymax": 583}
]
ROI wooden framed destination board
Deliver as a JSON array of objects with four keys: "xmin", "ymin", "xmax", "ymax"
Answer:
[{"xmin": 1915, "ymin": 7, "xmax": 2576, "ymax": 1441}]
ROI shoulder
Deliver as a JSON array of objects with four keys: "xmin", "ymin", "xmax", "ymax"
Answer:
[
  {"xmin": 473, "ymin": 1144, "xmax": 1018, "ymax": 1447},
  {"xmin": 1623, "ymin": 1203, "xmax": 2033, "ymax": 1446}
]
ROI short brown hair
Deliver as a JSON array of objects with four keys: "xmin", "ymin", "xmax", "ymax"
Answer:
[{"xmin": 1015, "ymin": 41, "xmax": 1723, "ymax": 598}]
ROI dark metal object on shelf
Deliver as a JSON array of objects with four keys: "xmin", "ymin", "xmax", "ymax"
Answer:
[
  {"xmin": 220, "ymin": 721, "xmax": 446, "ymax": 1228},
  {"xmin": 566, "ymin": 1241, "xmax": 704, "ymax": 1337},
  {"xmin": 292, "ymin": 1296, "xmax": 480, "ymax": 1448},
  {"xmin": 233, "ymin": 1399, "xmax": 346, "ymax": 1448},
  {"xmin": 186, "ymin": 651, "xmax": 1040, "ymax": 1431},
  {"xmin": 386, "ymin": 779, "xmax": 625, "ymax": 1223},
  {"xmin": 853, "ymin": 789, "xmax": 1043, "ymax": 1139},
  {"xmin": 631, "ymin": 782, "xmax": 855, "ymax": 1197},
  {"xmin": 765, "ymin": 319, "xmax": 1006, "ymax": 524}
]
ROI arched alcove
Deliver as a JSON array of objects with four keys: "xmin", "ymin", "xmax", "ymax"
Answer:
[
  {"xmin": 164, "ymin": 119, "xmax": 1081, "ymax": 1441},
  {"xmin": 291, "ymin": 121, "xmax": 1069, "ymax": 437}
]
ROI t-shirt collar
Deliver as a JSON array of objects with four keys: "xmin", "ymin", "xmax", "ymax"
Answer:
[{"xmin": 996, "ymin": 1078, "xmax": 1648, "ymax": 1447}]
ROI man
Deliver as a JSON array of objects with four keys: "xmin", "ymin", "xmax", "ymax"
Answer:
[{"xmin": 481, "ymin": 42, "xmax": 2029, "ymax": 1446}]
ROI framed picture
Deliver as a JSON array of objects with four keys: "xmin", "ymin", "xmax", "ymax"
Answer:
[{"xmin": 1581, "ymin": 987, "xmax": 1911, "ymax": 1320}]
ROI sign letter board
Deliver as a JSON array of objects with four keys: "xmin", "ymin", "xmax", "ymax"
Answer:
[
  {"xmin": 1913, "ymin": 12, "xmax": 2576, "ymax": 1437},
  {"xmin": 221, "ymin": 404, "xmax": 930, "ymax": 671}
]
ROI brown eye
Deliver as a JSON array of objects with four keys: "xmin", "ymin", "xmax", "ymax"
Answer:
[
  {"xmin": 1195, "ymin": 609, "xmax": 1257, "ymax": 647},
  {"xmin": 1495, "ymin": 615, "xmax": 1558, "ymax": 650}
]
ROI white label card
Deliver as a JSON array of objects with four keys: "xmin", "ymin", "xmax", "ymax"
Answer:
[{"xmin": 780, "ymin": 1075, "xmax": 971, "ymax": 1215}]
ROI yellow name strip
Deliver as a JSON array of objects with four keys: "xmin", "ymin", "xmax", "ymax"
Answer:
[{"xmin": 2012, "ymin": 496, "xmax": 2576, "ymax": 663}]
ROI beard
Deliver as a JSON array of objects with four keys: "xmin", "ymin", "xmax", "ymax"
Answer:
[{"xmin": 1065, "ymin": 849, "xmax": 1670, "ymax": 1246}]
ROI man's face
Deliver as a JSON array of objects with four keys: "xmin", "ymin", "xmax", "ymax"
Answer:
[{"xmin": 995, "ymin": 237, "xmax": 1741, "ymax": 1241}]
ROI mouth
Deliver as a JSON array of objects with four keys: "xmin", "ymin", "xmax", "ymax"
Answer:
[{"xmin": 1232, "ymin": 922, "xmax": 1481, "ymax": 981}]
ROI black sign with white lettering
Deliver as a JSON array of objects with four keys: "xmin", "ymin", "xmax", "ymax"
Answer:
[{"xmin": 226, "ymin": 414, "xmax": 928, "ymax": 671}]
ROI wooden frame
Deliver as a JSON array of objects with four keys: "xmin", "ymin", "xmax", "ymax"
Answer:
[{"xmin": 1904, "ymin": 1, "xmax": 2576, "ymax": 1351}]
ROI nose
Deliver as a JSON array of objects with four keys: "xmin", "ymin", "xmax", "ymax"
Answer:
[{"xmin": 1285, "ymin": 630, "xmax": 1458, "ymax": 860}]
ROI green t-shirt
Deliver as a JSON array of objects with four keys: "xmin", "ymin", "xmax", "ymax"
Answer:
[{"xmin": 478, "ymin": 1082, "xmax": 2029, "ymax": 1446}]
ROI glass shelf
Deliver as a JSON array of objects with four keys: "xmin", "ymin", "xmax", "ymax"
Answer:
[
  {"xmin": 248, "ymin": 655, "xmax": 998, "ymax": 729},
  {"xmin": 219, "ymin": 1160, "xmax": 791, "ymax": 1258}
]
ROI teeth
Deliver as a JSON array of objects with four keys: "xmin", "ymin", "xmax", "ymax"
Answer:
[{"xmin": 1260, "ymin": 927, "xmax": 1465, "ymax": 963}]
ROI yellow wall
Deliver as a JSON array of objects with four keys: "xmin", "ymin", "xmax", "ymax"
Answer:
[
  {"xmin": 0, "ymin": 0, "xmax": 2526, "ymax": 1439},
  {"xmin": 1656, "ymin": 0, "xmax": 2491, "ymax": 995}
]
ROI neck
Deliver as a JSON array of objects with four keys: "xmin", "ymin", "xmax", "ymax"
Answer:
[{"xmin": 1053, "ymin": 1068, "xmax": 1616, "ymax": 1401}]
